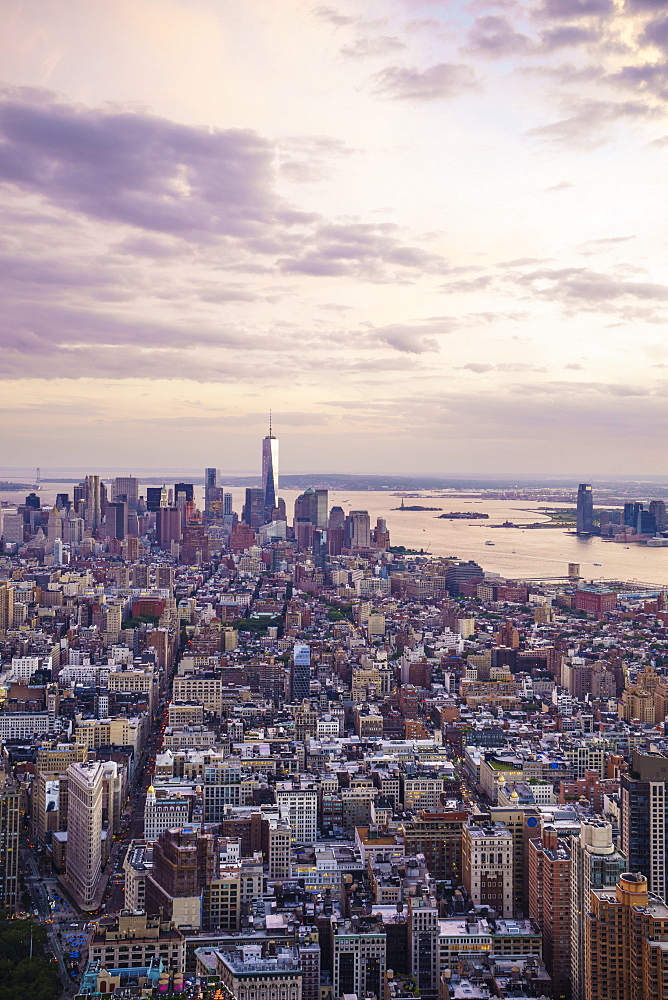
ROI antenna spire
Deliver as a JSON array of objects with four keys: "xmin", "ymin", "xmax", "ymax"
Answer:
[{"xmin": 269, "ymin": 410, "xmax": 272, "ymax": 437}]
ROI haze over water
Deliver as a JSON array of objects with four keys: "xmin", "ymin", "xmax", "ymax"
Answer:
[{"xmin": 5, "ymin": 473, "xmax": 668, "ymax": 588}]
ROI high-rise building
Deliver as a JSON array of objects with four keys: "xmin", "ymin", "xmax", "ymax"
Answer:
[
  {"xmin": 292, "ymin": 643, "xmax": 311, "ymax": 701},
  {"xmin": 276, "ymin": 781, "xmax": 318, "ymax": 844},
  {"xmin": 0, "ymin": 583, "xmax": 15, "ymax": 633},
  {"xmin": 295, "ymin": 489, "xmax": 316, "ymax": 524},
  {"xmin": 243, "ymin": 488, "xmax": 266, "ymax": 529},
  {"xmin": 462, "ymin": 822, "xmax": 513, "ymax": 917},
  {"xmin": 576, "ymin": 483, "xmax": 593, "ymax": 535},
  {"xmin": 0, "ymin": 772, "xmax": 20, "ymax": 912},
  {"xmin": 205, "ymin": 467, "xmax": 217, "ymax": 502},
  {"xmin": 262, "ymin": 417, "xmax": 279, "ymax": 517},
  {"xmin": 47, "ymin": 505, "xmax": 62, "ymax": 542},
  {"xmin": 156, "ymin": 507, "xmax": 182, "ymax": 549},
  {"xmin": 112, "ymin": 477, "xmax": 139, "ymax": 511},
  {"xmin": 408, "ymin": 893, "xmax": 439, "ymax": 998},
  {"xmin": 528, "ymin": 827, "xmax": 571, "ymax": 1000},
  {"xmin": 84, "ymin": 474, "xmax": 104, "ymax": 532},
  {"xmin": 144, "ymin": 786, "xmax": 190, "ymax": 841},
  {"xmin": 105, "ymin": 501, "xmax": 128, "ymax": 541},
  {"xmin": 650, "ymin": 500, "xmax": 667, "ymax": 531},
  {"xmin": 347, "ymin": 510, "xmax": 371, "ymax": 548},
  {"xmin": 312, "ymin": 530, "xmax": 327, "ymax": 570},
  {"xmin": 402, "ymin": 810, "xmax": 467, "ymax": 881},
  {"xmin": 571, "ymin": 820, "xmax": 626, "ymax": 1000},
  {"xmin": 623, "ymin": 501, "xmax": 643, "ymax": 530},
  {"xmin": 314, "ymin": 489, "xmax": 328, "ymax": 529},
  {"xmin": 66, "ymin": 761, "xmax": 105, "ymax": 907},
  {"xmin": 586, "ymin": 872, "xmax": 668, "ymax": 1000},
  {"xmin": 332, "ymin": 916, "xmax": 386, "ymax": 1000},
  {"xmin": 203, "ymin": 761, "xmax": 242, "ymax": 824},
  {"xmin": 144, "ymin": 826, "xmax": 220, "ymax": 928},
  {"xmin": 146, "ymin": 485, "xmax": 168, "ymax": 512},
  {"xmin": 621, "ymin": 749, "xmax": 668, "ymax": 901},
  {"xmin": 328, "ymin": 506, "xmax": 345, "ymax": 530},
  {"xmin": 180, "ymin": 523, "xmax": 210, "ymax": 564},
  {"xmin": 174, "ymin": 482, "xmax": 194, "ymax": 503}
]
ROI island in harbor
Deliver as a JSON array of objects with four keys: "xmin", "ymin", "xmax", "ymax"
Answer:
[
  {"xmin": 437, "ymin": 511, "xmax": 489, "ymax": 519},
  {"xmin": 393, "ymin": 504, "xmax": 443, "ymax": 511}
]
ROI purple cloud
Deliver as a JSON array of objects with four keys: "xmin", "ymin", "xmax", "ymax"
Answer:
[
  {"xmin": 376, "ymin": 327, "xmax": 440, "ymax": 354},
  {"xmin": 527, "ymin": 98, "xmax": 655, "ymax": 145},
  {"xmin": 537, "ymin": 0, "xmax": 614, "ymax": 17},
  {"xmin": 642, "ymin": 17, "xmax": 668, "ymax": 51},
  {"xmin": 468, "ymin": 16, "xmax": 532, "ymax": 57},
  {"xmin": 372, "ymin": 63, "xmax": 478, "ymax": 101},
  {"xmin": 341, "ymin": 36, "xmax": 407, "ymax": 58},
  {"xmin": 539, "ymin": 25, "xmax": 598, "ymax": 50}
]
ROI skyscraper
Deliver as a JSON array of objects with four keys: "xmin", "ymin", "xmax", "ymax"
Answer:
[
  {"xmin": 0, "ymin": 772, "xmax": 19, "ymax": 913},
  {"xmin": 66, "ymin": 761, "xmax": 104, "ymax": 907},
  {"xmin": 571, "ymin": 820, "xmax": 626, "ymax": 1000},
  {"xmin": 528, "ymin": 827, "xmax": 571, "ymax": 1000},
  {"xmin": 243, "ymin": 488, "xmax": 265, "ymax": 529},
  {"xmin": 204, "ymin": 468, "xmax": 219, "ymax": 520},
  {"xmin": 84, "ymin": 474, "xmax": 104, "ymax": 532},
  {"xmin": 585, "ymin": 872, "xmax": 668, "ymax": 1000},
  {"xmin": 262, "ymin": 416, "xmax": 279, "ymax": 517},
  {"xmin": 576, "ymin": 483, "xmax": 593, "ymax": 535},
  {"xmin": 174, "ymin": 482, "xmax": 194, "ymax": 503},
  {"xmin": 105, "ymin": 501, "xmax": 128, "ymax": 540},
  {"xmin": 112, "ymin": 476, "xmax": 139, "ymax": 511},
  {"xmin": 621, "ymin": 749, "xmax": 668, "ymax": 901},
  {"xmin": 292, "ymin": 643, "xmax": 311, "ymax": 701},
  {"xmin": 347, "ymin": 510, "xmax": 371, "ymax": 548},
  {"xmin": 146, "ymin": 485, "xmax": 168, "ymax": 511}
]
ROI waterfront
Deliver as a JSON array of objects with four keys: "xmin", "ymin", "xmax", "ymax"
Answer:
[{"xmin": 4, "ymin": 474, "xmax": 668, "ymax": 587}]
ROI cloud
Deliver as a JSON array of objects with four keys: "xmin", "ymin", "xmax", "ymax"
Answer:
[
  {"xmin": 341, "ymin": 36, "xmax": 407, "ymax": 58},
  {"xmin": 0, "ymin": 88, "xmax": 445, "ymax": 288},
  {"xmin": 468, "ymin": 15, "xmax": 532, "ymax": 57},
  {"xmin": 612, "ymin": 62, "xmax": 668, "ymax": 101},
  {"xmin": 642, "ymin": 17, "xmax": 668, "ymax": 52},
  {"xmin": 312, "ymin": 6, "xmax": 355, "ymax": 27},
  {"xmin": 539, "ymin": 26, "xmax": 599, "ymax": 50},
  {"xmin": 625, "ymin": 0, "xmax": 668, "ymax": 11},
  {"xmin": 459, "ymin": 362, "xmax": 547, "ymax": 373},
  {"xmin": 526, "ymin": 98, "xmax": 656, "ymax": 145},
  {"xmin": 372, "ymin": 63, "xmax": 478, "ymax": 101},
  {"xmin": 536, "ymin": 0, "xmax": 614, "ymax": 18},
  {"xmin": 373, "ymin": 320, "xmax": 455, "ymax": 354},
  {"xmin": 0, "ymin": 86, "xmax": 279, "ymax": 243},
  {"xmin": 517, "ymin": 266, "xmax": 668, "ymax": 306},
  {"xmin": 277, "ymin": 135, "xmax": 355, "ymax": 183},
  {"xmin": 442, "ymin": 274, "xmax": 495, "ymax": 292},
  {"xmin": 279, "ymin": 222, "xmax": 446, "ymax": 280}
]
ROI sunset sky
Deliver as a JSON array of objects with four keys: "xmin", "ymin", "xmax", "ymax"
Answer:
[{"xmin": 2, "ymin": 0, "xmax": 668, "ymax": 476}]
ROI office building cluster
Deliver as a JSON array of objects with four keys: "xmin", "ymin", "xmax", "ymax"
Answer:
[
  {"xmin": 3, "ymin": 440, "xmax": 668, "ymax": 998},
  {"xmin": 576, "ymin": 482, "xmax": 668, "ymax": 545}
]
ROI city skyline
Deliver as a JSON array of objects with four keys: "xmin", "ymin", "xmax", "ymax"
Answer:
[{"xmin": 2, "ymin": 1, "xmax": 668, "ymax": 474}]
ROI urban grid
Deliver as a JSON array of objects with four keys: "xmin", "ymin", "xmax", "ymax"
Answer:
[{"xmin": 2, "ymin": 429, "xmax": 668, "ymax": 1000}]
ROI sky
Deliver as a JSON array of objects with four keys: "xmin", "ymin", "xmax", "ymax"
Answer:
[{"xmin": 2, "ymin": 0, "xmax": 668, "ymax": 477}]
